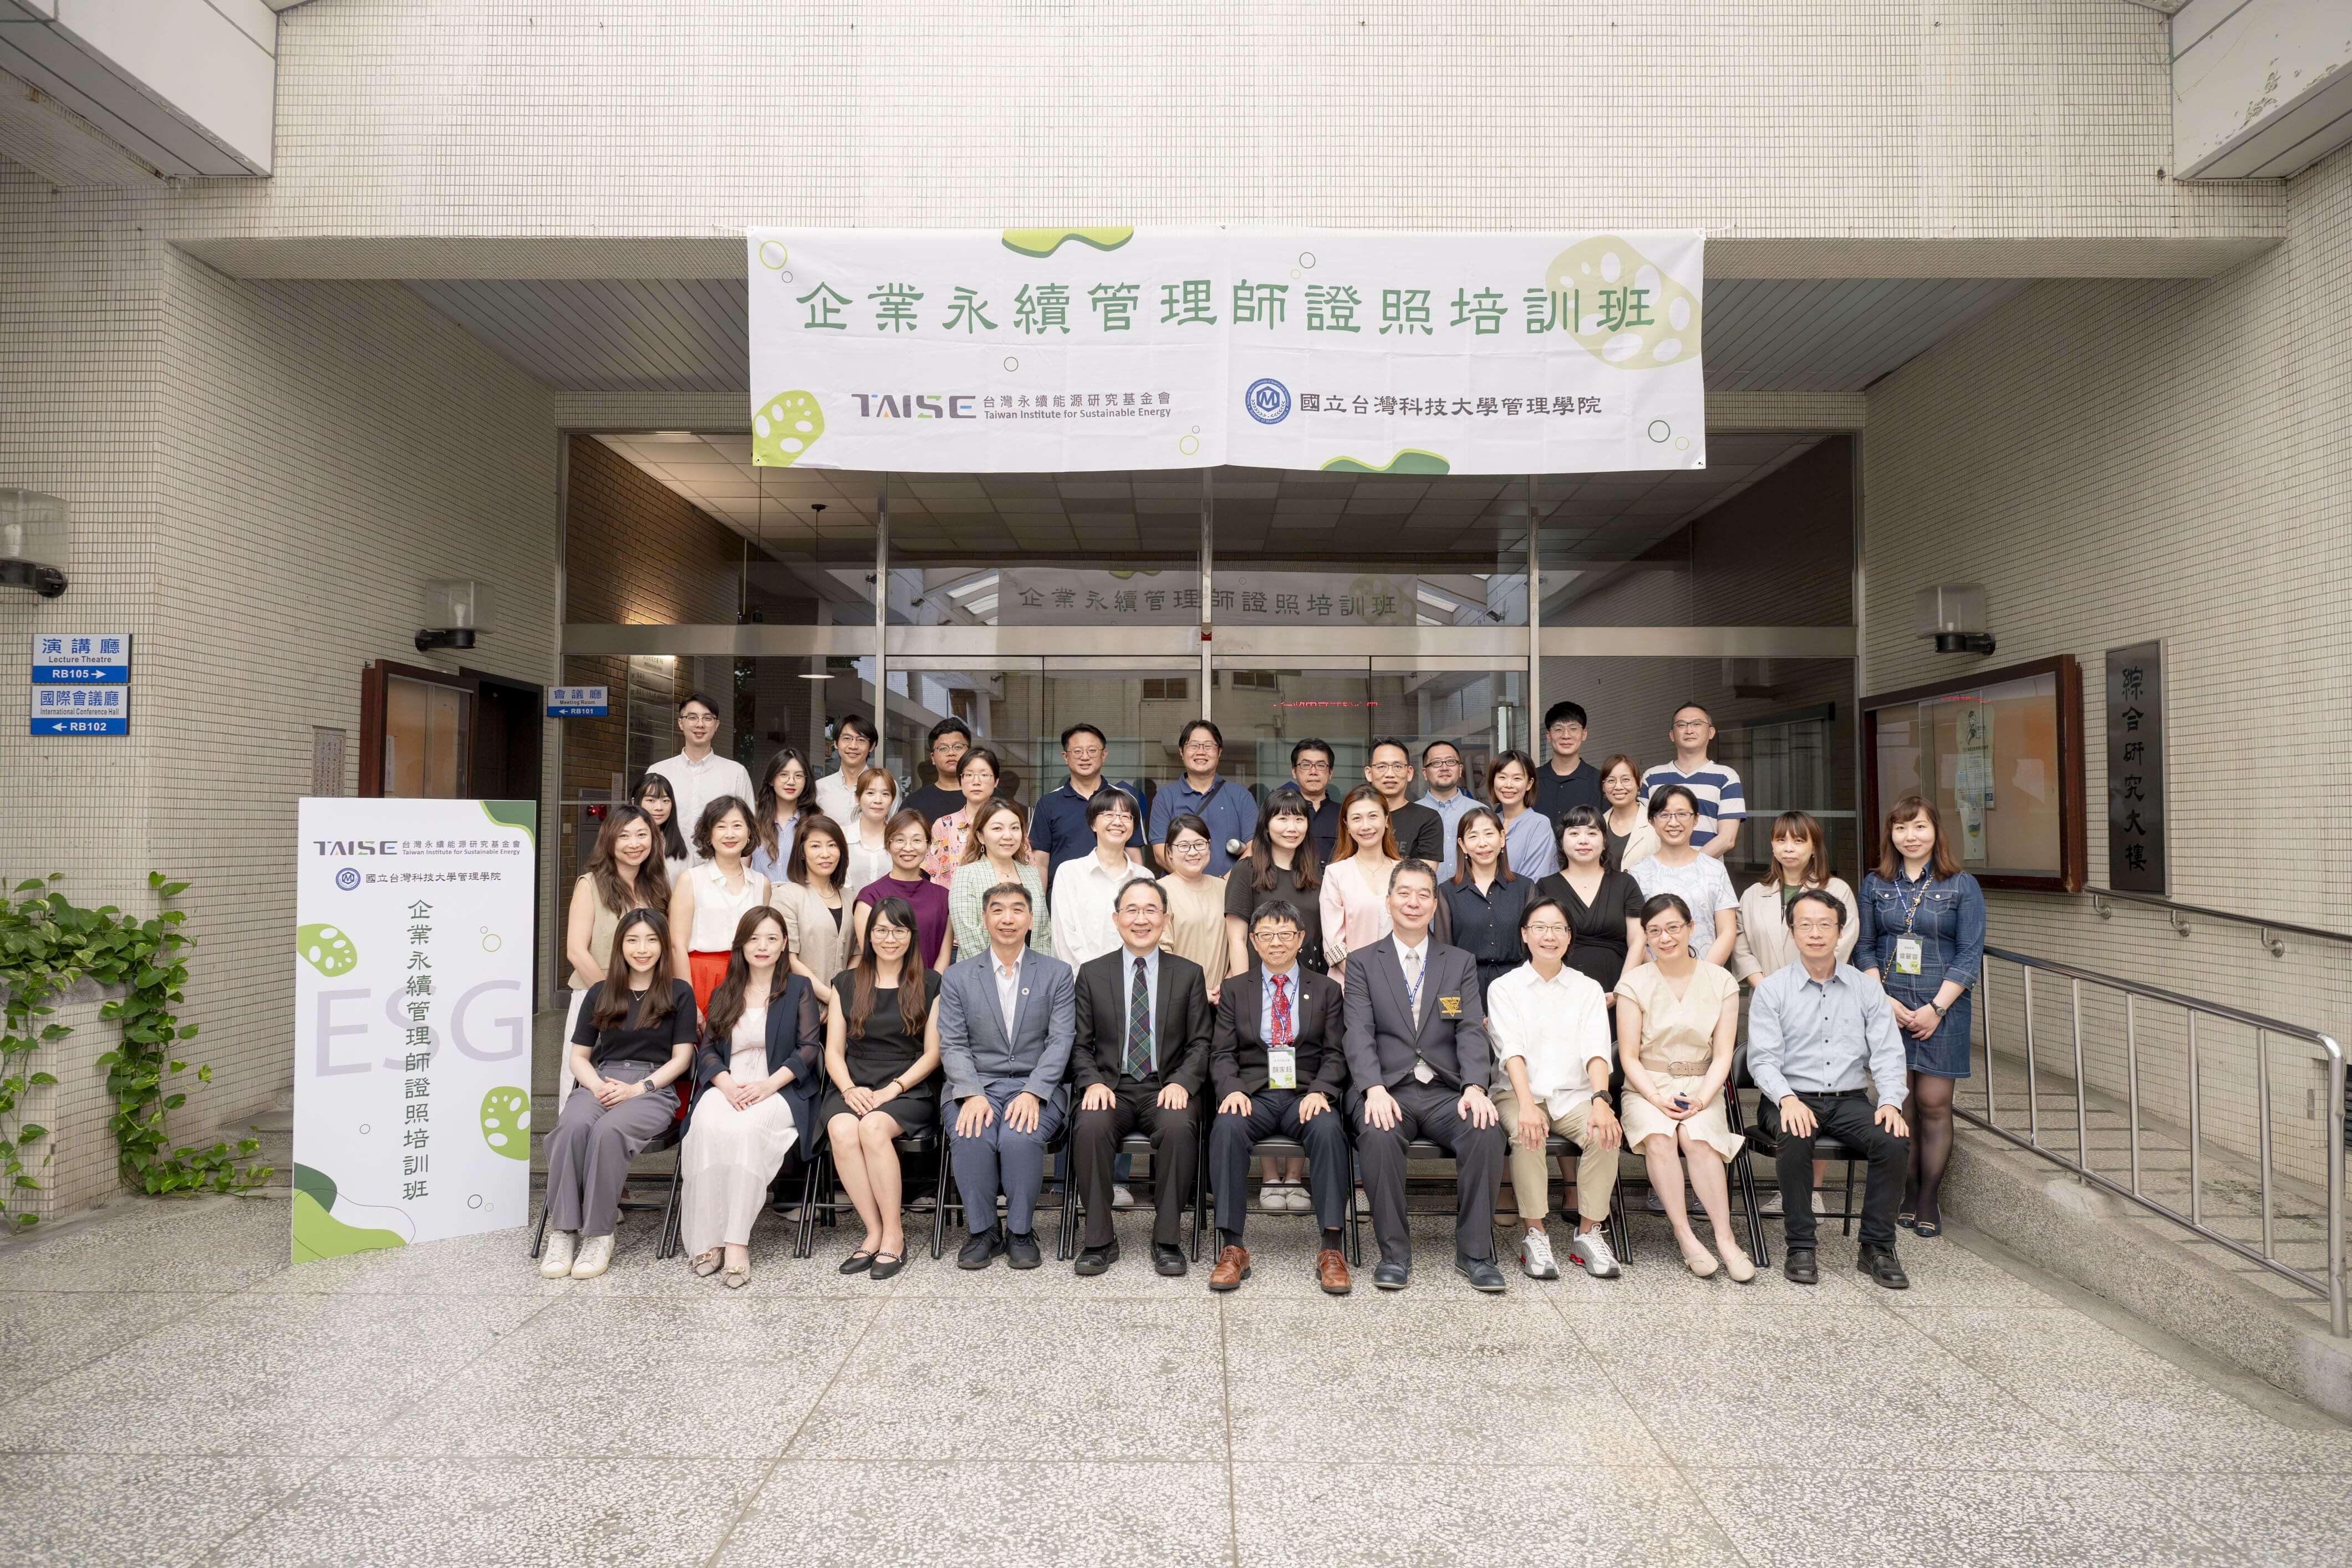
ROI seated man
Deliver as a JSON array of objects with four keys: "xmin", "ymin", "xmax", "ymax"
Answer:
[
  {"xmin": 1747, "ymin": 887, "xmax": 1914, "ymax": 1289},
  {"xmin": 1070, "ymin": 878, "xmax": 1214, "ymax": 1276},
  {"xmin": 1341, "ymin": 858, "xmax": 1506, "ymax": 1292},
  {"xmin": 1206, "ymin": 900, "xmax": 1351, "ymax": 1294},
  {"xmin": 938, "ymin": 883, "xmax": 1076, "ymax": 1270}
]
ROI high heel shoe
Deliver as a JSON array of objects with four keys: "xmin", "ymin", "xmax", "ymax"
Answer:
[
  {"xmin": 1677, "ymin": 1236, "xmax": 1719, "ymax": 1279},
  {"xmin": 1719, "ymin": 1244, "xmax": 1756, "ymax": 1284}
]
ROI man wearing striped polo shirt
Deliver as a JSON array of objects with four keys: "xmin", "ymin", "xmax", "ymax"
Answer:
[{"xmin": 1641, "ymin": 704, "xmax": 1745, "ymax": 859}]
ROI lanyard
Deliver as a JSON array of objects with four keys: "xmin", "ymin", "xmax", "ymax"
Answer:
[
  {"xmin": 1401, "ymin": 946, "xmax": 1426, "ymax": 1014},
  {"xmin": 1897, "ymin": 873, "xmax": 1934, "ymax": 934}
]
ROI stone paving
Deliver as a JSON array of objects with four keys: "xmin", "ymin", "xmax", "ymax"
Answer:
[{"xmin": 4, "ymin": 1190, "xmax": 2351, "ymax": 1566}]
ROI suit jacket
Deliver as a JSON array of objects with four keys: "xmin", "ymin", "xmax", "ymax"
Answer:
[
  {"xmin": 1071, "ymin": 947, "xmax": 1213, "ymax": 1096},
  {"xmin": 1389, "ymin": 801, "xmax": 1444, "ymax": 863},
  {"xmin": 1340, "ymin": 935, "xmax": 1492, "ymax": 1099},
  {"xmin": 692, "ymin": 975, "xmax": 826, "ymax": 1158},
  {"xmin": 1211, "ymin": 961, "xmax": 1346, "ymax": 1101},
  {"xmin": 936, "ymin": 948, "xmax": 1077, "ymax": 1110}
]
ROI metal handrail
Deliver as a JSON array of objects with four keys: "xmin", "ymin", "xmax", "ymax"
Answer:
[
  {"xmin": 1971, "ymin": 944, "xmax": 2348, "ymax": 1337},
  {"xmin": 2085, "ymin": 885, "xmax": 2352, "ymax": 958}
]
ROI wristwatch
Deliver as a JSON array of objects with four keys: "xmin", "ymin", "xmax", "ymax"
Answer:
[{"xmin": 1591, "ymin": 1092, "xmax": 1614, "ymax": 1112}]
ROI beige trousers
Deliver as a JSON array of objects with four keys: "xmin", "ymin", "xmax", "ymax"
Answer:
[{"xmin": 1494, "ymin": 1090, "xmax": 1618, "ymax": 1224}]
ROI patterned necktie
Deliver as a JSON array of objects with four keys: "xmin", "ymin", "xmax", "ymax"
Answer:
[
  {"xmin": 1269, "ymin": 974, "xmax": 1293, "ymax": 1050},
  {"xmin": 1124, "ymin": 955, "xmax": 1153, "ymax": 1078},
  {"xmin": 1403, "ymin": 945, "xmax": 1424, "ymax": 1025}
]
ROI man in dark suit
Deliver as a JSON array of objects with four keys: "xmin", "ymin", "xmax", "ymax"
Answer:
[
  {"xmin": 1070, "ymin": 878, "xmax": 1214, "ymax": 1276},
  {"xmin": 1366, "ymin": 736, "xmax": 1444, "ymax": 861},
  {"xmin": 1341, "ymin": 857, "xmax": 1507, "ymax": 1292},
  {"xmin": 1206, "ymin": 900, "xmax": 1351, "ymax": 1294}
]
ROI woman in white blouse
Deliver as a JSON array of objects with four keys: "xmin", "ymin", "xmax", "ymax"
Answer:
[
  {"xmin": 1627, "ymin": 784, "xmax": 1738, "ymax": 968},
  {"xmin": 841, "ymin": 767, "xmax": 900, "ymax": 898}
]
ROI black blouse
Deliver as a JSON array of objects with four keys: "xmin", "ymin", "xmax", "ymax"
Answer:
[
  {"xmin": 1534, "ymin": 869, "xmax": 1643, "ymax": 994},
  {"xmin": 835, "ymin": 967, "xmax": 944, "ymax": 1091},
  {"xmin": 570, "ymin": 978, "xmax": 700, "ymax": 1068},
  {"xmin": 1224, "ymin": 856, "xmax": 1327, "ymax": 973},
  {"xmin": 1439, "ymin": 873, "xmax": 1534, "ymax": 1003}
]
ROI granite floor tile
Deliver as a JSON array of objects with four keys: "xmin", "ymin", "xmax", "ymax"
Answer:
[
  {"xmin": 0, "ymin": 1196, "xmax": 289, "ymax": 1294},
  {"xmin": 0, "ymin": 1453, "xmax": 316, "ymax": 1568},
  {"xmin": 2131, "ymin": 1470, "xmax": 2352, "ymax": 1567},
  {"xmin": 0, "ymin": 1289, "xmax": 223, "ymax": 1401}
]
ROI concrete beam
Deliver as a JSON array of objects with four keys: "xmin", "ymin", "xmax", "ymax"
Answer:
[
  {"xmin": 2173, "ymin": 0, "xmax": 2352, "ymax": 179},
  {"xmin": 0, "ymin": 0, "xmax": 276, "ymax": 177}
]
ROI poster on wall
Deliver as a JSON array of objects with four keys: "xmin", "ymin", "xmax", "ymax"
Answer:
[
  {"xmin": 746, "ymin": 227, "xmax": 1704, "ymax": 476},
  {"xmin": 290, "ymin": 798, "xmax": 537, "ymax": 1262}
]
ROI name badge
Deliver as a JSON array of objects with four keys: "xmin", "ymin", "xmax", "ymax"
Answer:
[
  {"xmin": 1267, "ymin": 1047, "xmax": 1297, "ymax": 1090},
  {"xmin": 1437, "ymin": 995, "xmax": 1463, "ymax": 1019},
  {"xmin": 1893, "ymin": 935, "xmax": 1924, "ymax": 976}
]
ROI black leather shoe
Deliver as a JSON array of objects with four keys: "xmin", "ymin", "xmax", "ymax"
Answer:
[
  {"xmin": 1858, "ymin": 1244, "xmax": 1910, "ymax": 1290},
  {"xmin": 1073, "ymin": 1239, "xmax": 1122, "ymax": 1276},
  {"xmin": 869, "ymin": 1251, "xmax": 905, "ymax": 1281},
  {"xmin": 1005, "ymin": 1230, "xmax": 1042, "ymax": 1270},
  {"xmin": 1153, "ymin": 1243, "xmax": 1188, "ymax": 1276},
  {"xmin": 1782, "ymin": 1247, "xmax": 1819, "ymax": 1285},
  {"xmin": 956, "ymin": 1227, "xmax": 1005, "ymax": 1270},
  {"xmin": 1372, "ymin": 1260, "xmax": 1411, "ymax": 1291},
  {"xmin": 1454, "ymin": 1253, "xmax": 1506, "ymax": 1293}
]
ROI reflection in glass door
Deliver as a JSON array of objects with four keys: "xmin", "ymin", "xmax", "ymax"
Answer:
[{"xmin": 1211, "ymin": 664, "xmax": 1526, "ymax": 800}]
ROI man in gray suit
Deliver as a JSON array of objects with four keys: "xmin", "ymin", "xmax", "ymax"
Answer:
[
  {"xmin": 1341, "ymin": 858, "xmax": 1508, "ymax": 1292},
  {"xmin": 939, "ymin": 882, "xmax": 1077, "ymax": 1270}
]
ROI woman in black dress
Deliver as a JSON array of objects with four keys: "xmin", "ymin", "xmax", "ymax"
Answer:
[
  {"xmin": 821, "ymin": 898, "xmax": 942, "ymax": 1280},
  {"xmin": 1223, "ymin": 788, "xmax": 1328, "ymax": 975},
  {"xmin": 1438, "ymin": 806, "xmax": 1531, "ymax": 1004},
  {"xmin": 1535, "ymin": 805, "xmax": 1647, "ymax": 999}
]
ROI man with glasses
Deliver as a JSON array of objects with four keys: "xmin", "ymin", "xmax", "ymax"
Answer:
[
  {"xmin": 1149, "ymin": 719, "xmax": 1257, "ymax": 875},
  {"xmin": 645, "ymin": 691, "xmax": 755, "ymax": 866},
  {"xmin": 907, "ymin": 717, "xmax": 973, "ymax": 826},
  {"xmin": 1418, "ymin": 739, "xmax": 1480, "ymax": 879},
  {"xmin": 1287, "ymin": 737, "xmax": 1343, "ymax": 859},
  {"xmin": 1364, "ymin": 737, "xmax": 1444, "ymax": 862},
  {"xmin": 1641, "ymin": 704, "xmax": 1745, "ymax": 859},
  {"xmin": 1029, "ymin": 722, "xmax": 1143, "ymax": 885},
  {"xmin": 813, "ymin": 712, "xmax": 877, "ymax": 826},
  {"xmin": 1533, "ymin": 700, "xmax": 1606, "ymax": 826}
]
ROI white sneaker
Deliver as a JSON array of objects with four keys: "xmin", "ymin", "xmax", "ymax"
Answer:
[
  {"xmin": 1813, "ymin": 1191, "xmax": 1828, "ymax": 1215},
  {"xmin": 1258, "ymin": 1182, "xmax": 1289, "ymax": 1214},
  {"xmin": 1112, "ymin": 1185, "xmax": 1137, "ymax": 1210},
  {"xmin": 1283, "ymin": 1184, "xmax": 1315, "ymax": 1214},
  {"xmin": 1758, "ymin": 1189, "xmax": 1784, "ymax": 1216},
  {"xmin": 1567, "ymin": 1227, "xmax": 1622, "ymax": 1280},
  {"xmin": 569, "ymin": 1233, "xmax": 615, "ymax": 1279},
  {"xmin": 909, "ymin": 1193, "xmax": 936, "ymax": 1213},
  {"xmin": 538, "ymin": 1230, "xmax": 577, "ymax": 1279},
  {"xmin": 1518, "ymin": 1229, "xmax": 1560, "ymax": 1280}
]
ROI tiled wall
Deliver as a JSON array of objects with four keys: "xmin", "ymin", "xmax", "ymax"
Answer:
[{"xmin": 1859, "ymin": 144, "xmax": 2352, "ymax": 1189}]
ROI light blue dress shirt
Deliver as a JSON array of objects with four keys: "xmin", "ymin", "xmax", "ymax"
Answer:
[{"xmin": 1745, "ymin": 959, "xmax": 1910, "ymax": 1108}]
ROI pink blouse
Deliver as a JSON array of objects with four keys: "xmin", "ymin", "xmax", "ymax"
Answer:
[
  {"xmin": 921, "ymin": 808, "xmax": 975, "ymax": 882},
  {"xmin": 1318, "ymin": 855, "xmax": 1396, "ymax": 984}
]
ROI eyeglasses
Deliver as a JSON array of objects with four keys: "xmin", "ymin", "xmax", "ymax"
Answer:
[
  {"xmin": 1653, "ymin": 810, "xmax": 1695, "ymax": 823},
  {"xmin": 1524, "ymin": 923, "xmax": 1570, "ymax": 937},
  {"xmin": 1671, "ymin": 720, "xmax": 1708, "ymax": 732}
]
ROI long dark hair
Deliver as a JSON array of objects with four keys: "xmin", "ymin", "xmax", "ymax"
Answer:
[
  {"xmin": 585, "ymin": 803, "xmax": 670, "ymax": 914},
  {"xmin": 1877, "ymin": 794, "xmax": 1964, "ymax": 881},
  {"xmin": 787, "ymin": 813, "xmax": 848, "ymax": 893},
  {"xmin": 958, "ymin": 796, "xmax": 1029, "ymax": 867},
  {"xmin": 753, "ymin": 748, "xmax": 812, "ymax": 862},
  {"xmin": 1249, "ymin": 788, "xmax": 1322, "ymax": 893},
  {"xmin": 849, "ymin": 897, "xmax": 930, "ymax": 1041},
  {"xmin": 1450, "ymin": 806, "xmax": 1516, "ymax": 886},
  {"xmin": 588, "ymin": 908, "xmax": 679, "ymax": 1030},
  {"xmin": 705, "ymin": 905, "xmax": 791, "ymax": 1043},
  {"xmin": 633, "ymin": 773, "xmax": 689, "ymax": 863}
]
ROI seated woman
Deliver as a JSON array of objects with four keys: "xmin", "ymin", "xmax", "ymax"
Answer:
[
  {"xmin": 680, "ymin": 905, "xmax": 823, "ymax": 1287},
  {"xmin": 541, "ymin": 908, "xmax": 698, "ymax": 1280},
  {"xmin": 822, "ymin": 897, "xmax": 944, "ymax": 1280},
  {"xmin": 1615, "ymin": 892, "xmax": 1753, "ymax": 1282}
]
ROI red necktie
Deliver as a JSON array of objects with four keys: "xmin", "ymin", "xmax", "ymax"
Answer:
[{"xmin": 1270, "ymin": 974, "xmax": 1293, "ymax": 1050}]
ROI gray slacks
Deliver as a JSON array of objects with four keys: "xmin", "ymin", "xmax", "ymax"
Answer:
[
  {"xmin": 1353, "ymin": 1080, "xmax": 1503, "ymax": 1266},
  {"xmin": 545, "ymin": 1060, "xmax": 677, "ymax": 1238},
  {"xmin": 949, "ymin": 1079, "xmax": 1067, "ymax": 1238}
]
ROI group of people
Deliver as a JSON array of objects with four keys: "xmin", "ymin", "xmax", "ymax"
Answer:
[{"xmin": 536, "ymin": 692, "xmax": 1987, "ymax": 1296}]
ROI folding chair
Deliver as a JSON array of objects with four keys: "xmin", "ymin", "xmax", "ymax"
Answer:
[
  {"xmin": 793, "ymin": 1123, "xmax": 941, "ymax": 1259},
  {"xmin": 1190, "ymin": 1127, "xmax": 1362, "ymax": 1262},
  {"xmin": 528, "ymin": 1116, "xmax": 684, "ymax": 1261},
  {"xmin": 1063, "ymin": 1131, "xmax": 1199, "ymax": 1261},
  {"xmin": 1343, "ymin": 1137, "xmax": 1478, "ymax": 1270},
  {"xmin": 930, "ymin": 1124, "xmax": 1070, "ymax": 1260}
]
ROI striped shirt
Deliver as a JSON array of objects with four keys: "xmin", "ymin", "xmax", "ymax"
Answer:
[{"xmin": 1640, "ymin": 759, "xmax": 1745, "ymax": 849}]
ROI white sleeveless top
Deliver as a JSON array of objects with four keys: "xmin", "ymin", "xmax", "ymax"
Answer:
[{"xmin": 687, "ymin": 861, "xmax": 772, "ymax": 951}]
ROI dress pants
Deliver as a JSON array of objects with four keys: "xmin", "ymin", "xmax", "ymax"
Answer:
[
  {"xmin": 948, "ymin": 1078, "xmax": 1068, "ymax": 1238},
  {"xmin": 1209, "ymin": 1088, "xmax": 1351, "ymax": 1236},
  {"xmin": 1354, "ymin": 1080, "xmax": 1503, "ymax": 1266},
  {"xmin": 1493, "ymin": 1090, "xmax": 1617, "ymax": 1224},
  {"xmin": 1074, "ymin": 1078, "xmax": 1199, "ymax": 1248},
  {"xmin": 1776, "ymin": 1089, "xmax": 1910, "ymax": 1250},
  {"xmin": 544, "ymin": 1060, "xmax": 679, "ymax": 1238}
]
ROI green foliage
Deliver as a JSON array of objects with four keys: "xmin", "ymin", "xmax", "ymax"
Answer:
[{"xmin": 0, "ymin": 872, "xmax": 271, "ymax": 1229}]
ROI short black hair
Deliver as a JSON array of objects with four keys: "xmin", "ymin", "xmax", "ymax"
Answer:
[
  {"xmin": 981, "ymin": 880, "xmax": 1033, "ymax": 912},
  {"xmin": 1785, "ymin": 887, "xmax": 1849, "ymax": 929},
  {"xmin": 678, "ymin": 690, "xmax": 720, "ymax": 716},
  {"xmin": 927, "ymin": 717, "xmax": 973, "ymax": 745},
  {"xmin": 1638, "ymin": 892, "xmax": 1694, "ymax": 926},
  {"xmin": 1421, "ymin": 739, "xmax": 1462, "ymax": 765},
  {"xmin": 1162, "ymin": 810, "xmax": 1212, "ymax": 850},
  {"xmin": 957, "ymin": 745, "xmax": 1001, "ymax": 781},
  {"xmin": 1177, "ymin": 717, "xmax": 1223, "ymax": 750},
  {"xmin": 1289, "ymin": 737, "xmax": 1335, "ymax": 768},
  {"xmin": 1387, "ymin": 857, "xmax": 1438, "ymax": 893},
  {"xmin": 1085, "ymin": 787, "xmax": 1138, "ymax": 827},
  {"xmin": 1519, "ymin": 895, "xmax": 1572, "ymax": 933},
  {"xmin": 1250, "ymin": 899, "xmax": 1305, "ymax": 932},
  {"xmin": 1367, "ymin": 735, "xmax": 1413, "ymax": 765},
  {"xmin": 1647, "ymin": 783, "xmax": 1701, "ymax": 821},
  {"xmin": 1060, "ymin": 722, "xmax": 1108, "ymax": 749},
  {"xmin": 1544, "ymin": 700, "xmax": 1589, "ymax": 730},
  {"xmin": 834, "ymin": 714, "xmax": 877, "ymax": 745},
  {"xmin": 1114, "ymin": 878, "xmax": 1166, "ymax": 913},
  {"xmin": 1672, "ymin": 701, "xmax": 1712, "ymax": 725}
]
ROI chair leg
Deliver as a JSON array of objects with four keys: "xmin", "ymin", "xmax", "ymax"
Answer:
[
  {"xmin": 1842, "ymin": 1155, "xmax": 1859, "ymax": 1239},
  {"xmin": 529, "ymin": 1184, "xmax": 549, "ymax": 1258},
  {"xmin": 1606, "ymin": 1175, "xmax": 1633, "ymax": 1266},
  {"xmin": 930, "ymin": 1146, "xmax": 954, "ymax": 1261},
  {"xmin": 795, "ymin": 1149, "xmax": 825, "ymax": 1260},
  {"xmin": 1345, "ymin": 1150, "xmax": 1362, "ymax": 1268},
  {"xmin": 658, "ymin": 1166, "xmax": 681, "ymax": 1260}
]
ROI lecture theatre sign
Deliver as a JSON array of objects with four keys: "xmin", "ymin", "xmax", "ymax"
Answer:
[{"xmin": 746, "ymin": 227, "xmax": 1704, "ymax": 476}]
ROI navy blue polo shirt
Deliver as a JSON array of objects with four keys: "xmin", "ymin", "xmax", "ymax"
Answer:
[
  {"xmin": 1147, "ymin": 774, "xmax": 1259, "ymax": 875},
  {"xmin": 1029, "ymin": 777, "xmax": 1145, "ymax": 885}
]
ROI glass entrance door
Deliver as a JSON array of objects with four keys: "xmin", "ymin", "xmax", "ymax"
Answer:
[{"xmin": 1209, "ymin": 661, "xmax": 1528, "ymax": 801}]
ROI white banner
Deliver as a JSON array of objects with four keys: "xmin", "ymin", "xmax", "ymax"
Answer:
[
  {"xmin": 747, "ymin": 227, "xmax": 1704, "ymax": 476},
  {"xmin": 291, "ymin": 798, "xmax": 536, "ymax": 1262}
]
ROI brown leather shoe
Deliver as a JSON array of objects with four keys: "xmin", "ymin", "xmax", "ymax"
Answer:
[
  {"xmin": 1209, "ymin": 1244, "xmax": 1251, "ymax": 1291},
  {"xmin": 1316, "ymin": 1248, "xmax": 1352, "ymax": 1296}
]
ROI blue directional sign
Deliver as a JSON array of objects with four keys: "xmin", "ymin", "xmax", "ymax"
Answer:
[
  {"xmin": 32, "ymin": 683, "xmax": 128, "ymax": 735},
  {"xmin": 547, "ymin": 684, "xmax": 609, "ymax": 718},
  {"xmin": 32, "ymin": 632, "xmax": 129, "ymax": 684}
]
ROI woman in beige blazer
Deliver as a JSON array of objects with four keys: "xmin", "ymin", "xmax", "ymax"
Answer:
[{"xmin": 771, "ymin": 816, "xmax": 855, "ymax": 1005}]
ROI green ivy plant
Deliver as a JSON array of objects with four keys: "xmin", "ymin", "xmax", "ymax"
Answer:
[{"xmin": 1, "ymin": 871, "xmax": 272, "ymax": 1230}]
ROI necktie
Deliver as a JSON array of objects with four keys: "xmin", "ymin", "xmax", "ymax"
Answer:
[
  {"xmin": 1403, "ymin": 946, "xmax": 1424, "ymax": 1024},
  {"xmin": 1270, "ymin": 974, "xmax": 1293, "ymax": 1050},
  {"xmin": 1124, "ymin": 955, "xmax": 1153, "ymax": 1078}
]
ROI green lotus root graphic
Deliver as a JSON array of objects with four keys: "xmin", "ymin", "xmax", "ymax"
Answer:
[
  {"xmin": 297, "ymin": 923, "xmax": 358, "ymax": 976},
  {"xmin": 1000, "ymin": 226, "xmax": 1134, "ymax": 257},
  {"xmin": 1545, "ymin": 236, "xmax": 1701, "ymax": 369},
  {"xmin": 290, "ymin": 1163, "xmax": 410, "ymax": 1262},
  {"xmin": 480, "ymin": 1086, "xmax": 531, "ymax": 1160},
  {"xmin": 1320, "ymin": 450, "xmax": 1450, "ymax": 475},
  {"xmin": 754, "ymin": 391, "xmax": 825, "ymax": 466}
]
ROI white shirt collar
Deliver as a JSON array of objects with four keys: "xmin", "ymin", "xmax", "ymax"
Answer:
[{"xmin": 1392, "ymin": 932, "xmax": 1429, "ymax": 965}]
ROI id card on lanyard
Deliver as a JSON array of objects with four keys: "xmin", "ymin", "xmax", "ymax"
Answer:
[
  {"xmin": 1895, "ymin": 875, "xmax": 1932, "ymax": 976},
  {"xmin": 1267, "ymin": 1048, "xmax": 1297, "ymax": 1089}
]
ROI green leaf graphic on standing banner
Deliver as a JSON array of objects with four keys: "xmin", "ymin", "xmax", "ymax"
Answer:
[
  {"xmin": 289, "ymin": 1163, "xmax": 409, "ymax": 1261},
  {"xmin": 296, "ymin": 923, "xmax": 358, "ymax": 976},
  {"xmin": 1544, "ymin": 236, "xmax": 1702, "ymax": 369},
  {"xmin": 480, "ymin": 1086, "xmax": 531, "ymax": 1160},
  {"xmin": 754, "ymin": 391, "xmax": 826, "ymax": 467},
  {"xmin": 1000, "ymin": 227, "xmax": 1135, "ymax": 257},
  {"xmin": 1318, "ymin": 450, "xmax": 1451, "ymax": 475}
]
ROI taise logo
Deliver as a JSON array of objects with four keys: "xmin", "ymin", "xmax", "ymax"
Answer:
[{"xmin": 852, "ymin": 394, "xmax": 978, "ymax": 420}]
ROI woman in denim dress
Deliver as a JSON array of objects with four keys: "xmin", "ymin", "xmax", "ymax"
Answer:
[{"xmin": 1857, "ymin": 795, "xmax": 1985, "ymax": 1239}]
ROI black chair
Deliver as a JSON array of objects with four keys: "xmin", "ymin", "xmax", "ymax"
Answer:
[
  {"xmin": 528, "ymin": 1116, "xmax": 684, "ymax": 1262},
  {"xmin": 1063, "ymin": 1131, "xmax": 1199, "ymax": 1261},
  {"xmin": 1191, "ymin": 1127, "xmax": 1362, "ymax": 1264},
  {"xmin": 793, "ymin": 1124, "xmax": 941, "ymax": 1259},
  {"xmin": 1733, "ymin": 1045, "xmax": 1867, "ymax": 1245},
  {"xmin": 1342, "ymin": 1137, "xmax": 1489, "ymax": 1271},
  {"xmin": 931, "ymin": 1125, "xmax": 1070, "ymax": 1260},
  {"xmin": 1613, "ymin": 1055, "xmax": 1771, "ymax": 1269}
]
